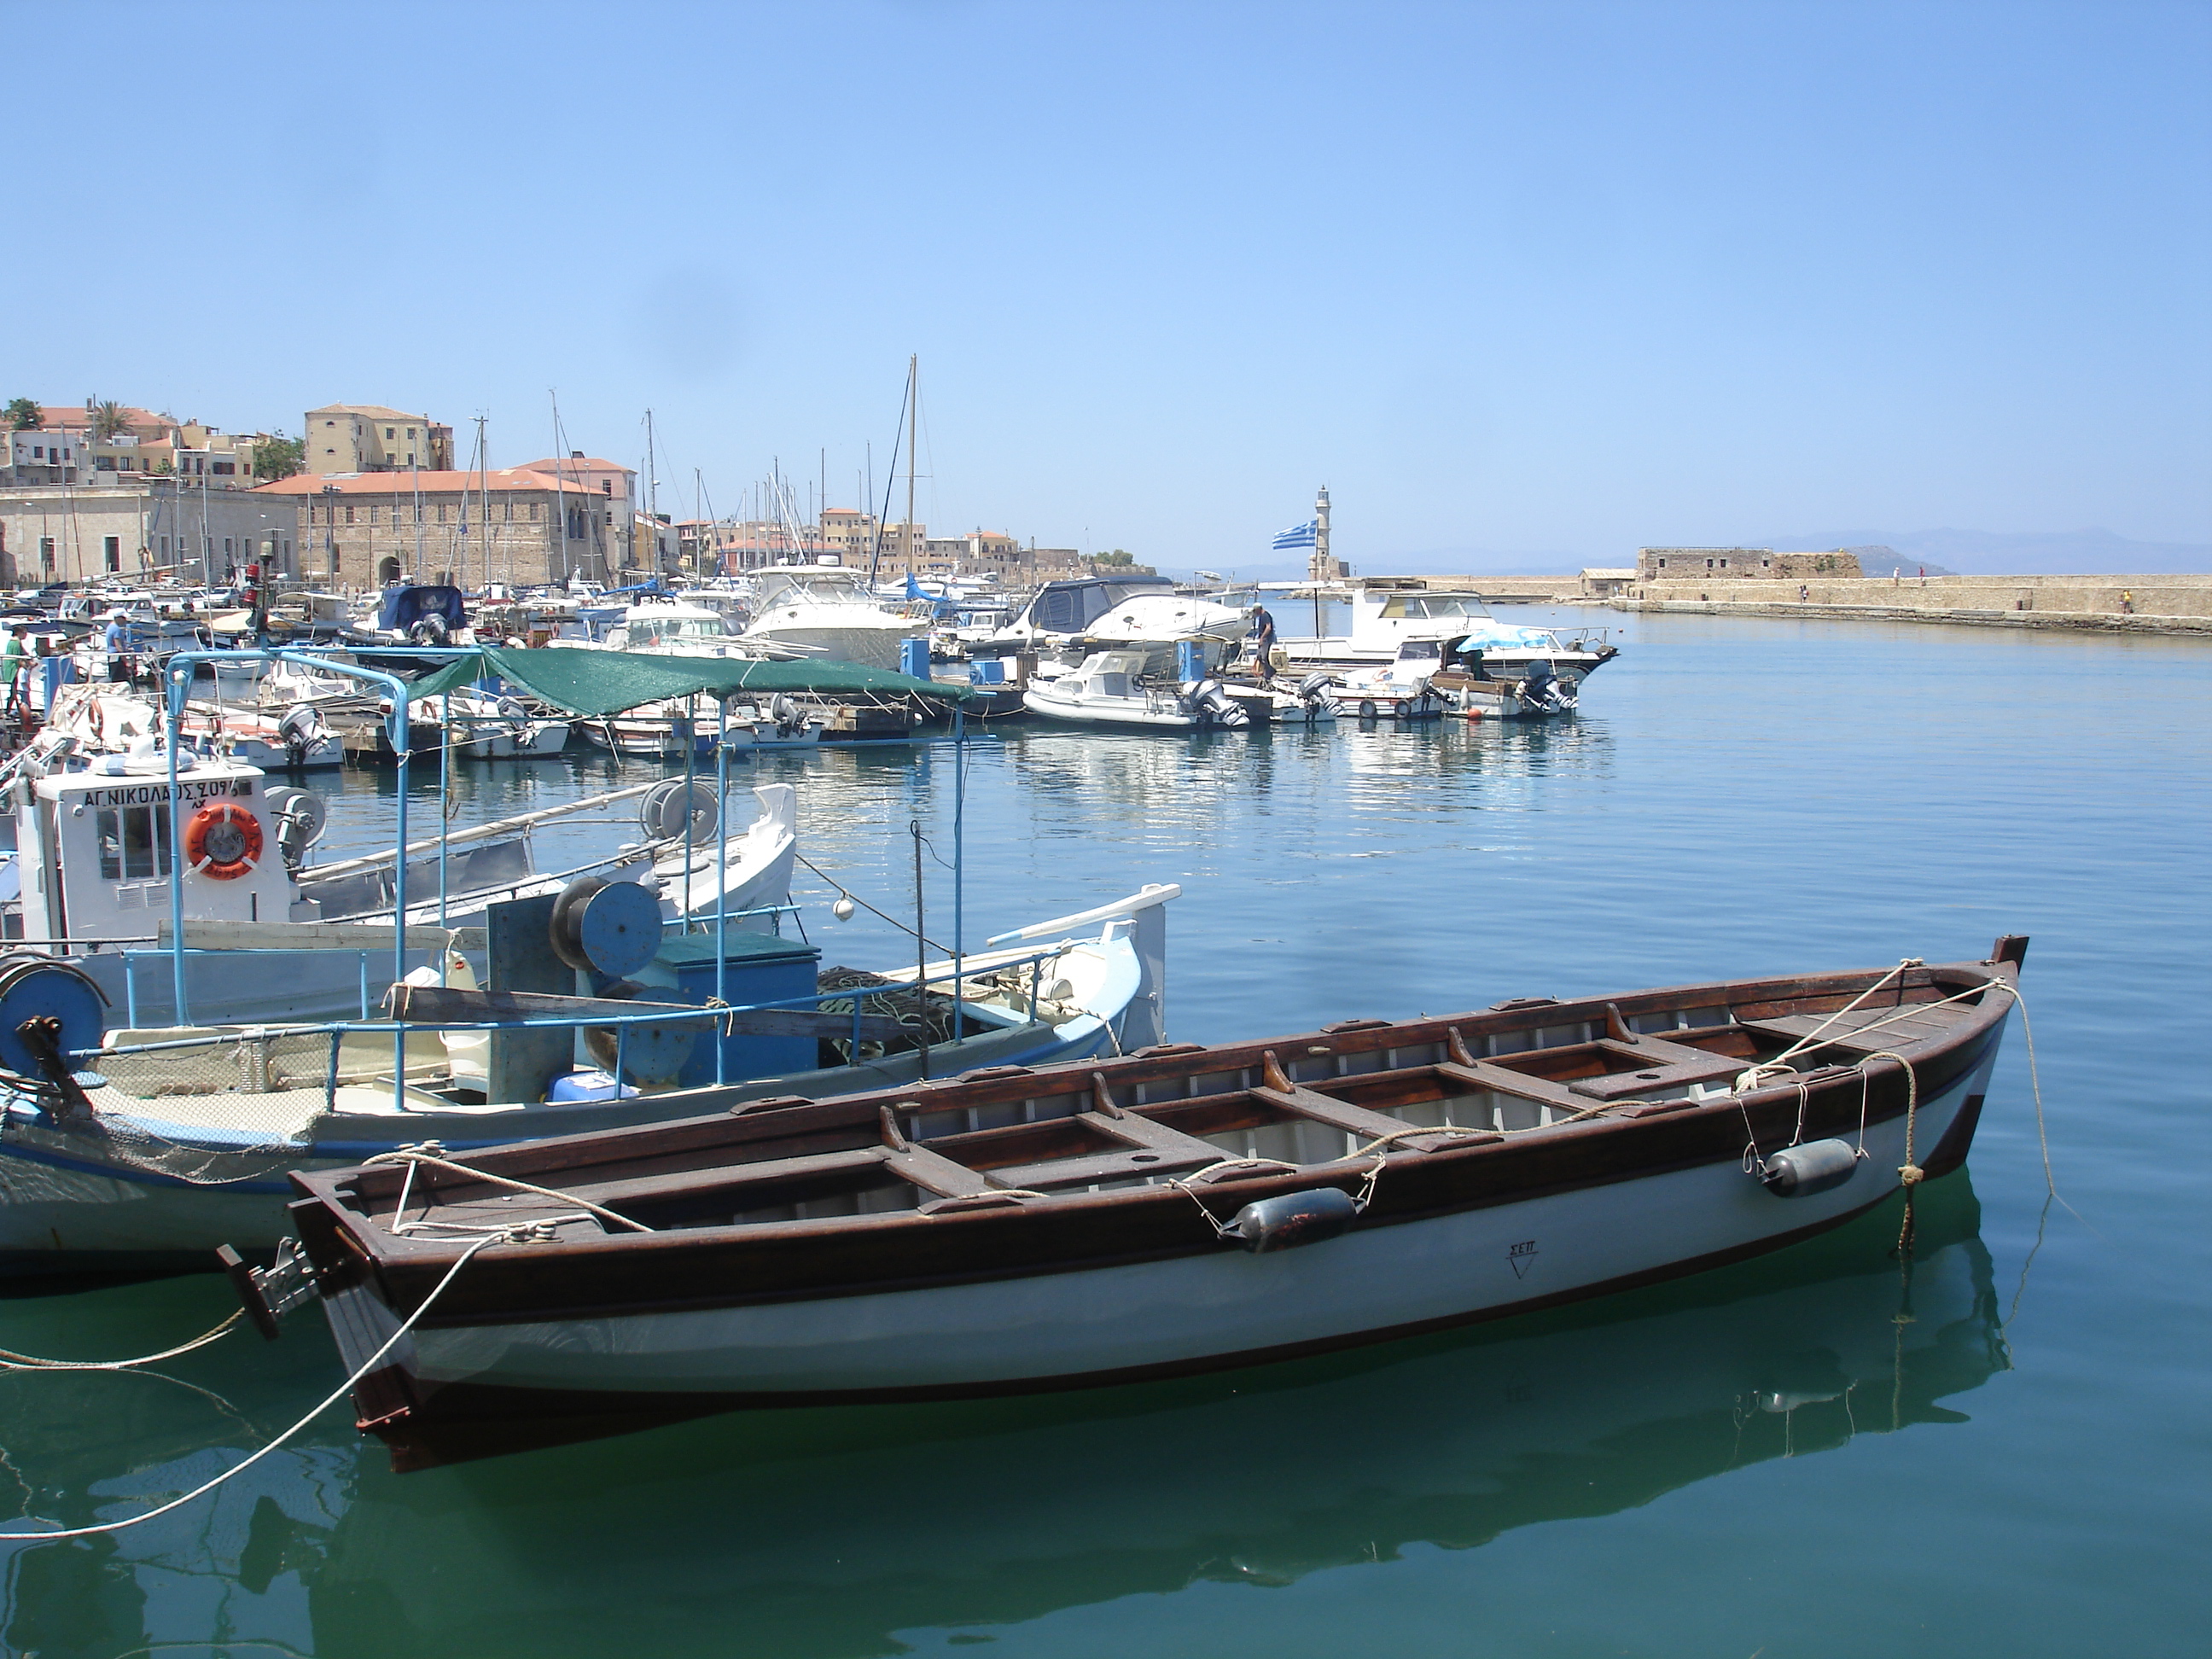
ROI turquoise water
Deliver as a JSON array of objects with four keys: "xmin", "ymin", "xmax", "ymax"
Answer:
[{"xmin": 3, "ymin": 611, "xmax": 2207, "ymax": 1657}]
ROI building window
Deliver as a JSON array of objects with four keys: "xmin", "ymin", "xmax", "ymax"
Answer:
[
  {"xmin": 385, "ymin": 428, "xmax": 395, "ymax": 439},
  {"xmin": 224, "ymin": 538, "xmax": 234, "ymax": 557},
  {"xmin": 103, "ymin": 535, "xmax": 119, "ymax": 572},
  {"xmin": 370, "ymin": 504, "xmax": 380, "ymax": 525},
  {"xmin": 529, "ymin": 503, "xmax": 540, "ymax": 521},
  {"xmin": 406, "ymin": 428, "xmax": 416, "ymax": 439},
  {"xmin": 345, "ymin": 505, "xmax": 356, "ymax": 524}
]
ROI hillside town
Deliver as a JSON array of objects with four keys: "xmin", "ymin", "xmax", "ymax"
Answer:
[{"xmin": 0, "ymin": 397, "xmax": 1132, "ymax": 591}]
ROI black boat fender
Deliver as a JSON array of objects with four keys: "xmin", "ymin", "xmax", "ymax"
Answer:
[
  {"xmin": 1758, "ymin": 1138, "xmax": 1861, "ymax": 1196},
  {"xmin": 1224, "ymin": 1186, "xmax": 1359, "ymax": 1252}
]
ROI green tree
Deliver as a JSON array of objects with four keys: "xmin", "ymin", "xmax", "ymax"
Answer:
[
  {"xmin": 3, "ymin": 398, "xmax": 39, "ymax": 431},
  {"xmin": 84, "ymin": 398, "xmax": 130, "ymax": 440},
  {"xmin": 252, "ymin": 433, "xmax": 306, "ymax": 480},
  {"xmin": 1094, "ymin": 549, "xmax": 1134, "ymax": 567}
]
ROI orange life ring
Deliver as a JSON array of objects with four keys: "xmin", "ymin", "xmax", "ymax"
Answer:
[{"xmin": 183, "ymin": 800, "xmax": 262, "ymax": 880}]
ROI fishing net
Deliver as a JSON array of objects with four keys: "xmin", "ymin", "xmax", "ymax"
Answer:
[{"xmin": 1, "ymin": 1025, "xmax": 445, "ymax": 1187}]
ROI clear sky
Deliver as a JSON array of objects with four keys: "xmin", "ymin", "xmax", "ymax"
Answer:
[{"xmin": 8, "ymin": 1, "xmax": 2207, "ymax": 570}]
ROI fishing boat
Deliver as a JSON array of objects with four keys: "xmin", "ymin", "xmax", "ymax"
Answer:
[
  {"xmin": 259, "ymin": 938, "xmax": 2025, "ymax": 1452},
  {"xmin": 574, "ymin": 695, "xmax": 822, "ymax": 760},
  {"xmin": 42, "ymin": 680, "xmax": 344, "ymax": 769},
  {"xmin": 1022, "ymin": 651, "xmax": 1250, "ymax": 730},
  {"xmin": 0, "ymin": 882, "xmax": 1178, "ymax": 1269}
]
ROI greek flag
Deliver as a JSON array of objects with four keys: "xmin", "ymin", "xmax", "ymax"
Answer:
[{"xmin": 1272, "ymin": 519, "xmax": 1318, "ymax": 550}]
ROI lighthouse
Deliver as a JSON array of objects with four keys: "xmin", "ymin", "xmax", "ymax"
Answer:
[{"xmin": 1308, "ymin": 486, "xmax": 1339, "ymax": 584}]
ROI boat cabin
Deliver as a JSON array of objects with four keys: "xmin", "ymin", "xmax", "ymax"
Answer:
[{"xmin": 13, "ymin": 754, "xmax": 302, "ymax": 943}]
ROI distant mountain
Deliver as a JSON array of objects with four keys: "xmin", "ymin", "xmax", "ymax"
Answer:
[{"xmin": 1765, "ymin": 527, "xmax": 2209, "ymax": 576}]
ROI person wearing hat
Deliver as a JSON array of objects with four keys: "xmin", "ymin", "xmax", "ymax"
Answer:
[{"xmin": 103, "ymin": 608, "xmax": 131, "ymax": 683}]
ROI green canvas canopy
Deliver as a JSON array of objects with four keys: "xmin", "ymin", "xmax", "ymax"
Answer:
[{"xmin": 406, "ymin": 647, "xmax": 980, "ymax": 715}]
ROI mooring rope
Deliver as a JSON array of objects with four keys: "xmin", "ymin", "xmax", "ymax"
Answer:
[
  {"xmin": 0, "ymin": 1230, "xmax": 502, "ymax": 1541},
  {"xmin": 0, "ymin": 1311, "xmax": 244, "ymax": 1373},
  {"xmin": 364, "ymin": 1148, "xmax": 655, "ymax": 1235}
]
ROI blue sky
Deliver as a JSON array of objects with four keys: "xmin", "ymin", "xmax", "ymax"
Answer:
[{"xmin": 8, "ymin": 1, "xmax": 2207, "ymax": 570}]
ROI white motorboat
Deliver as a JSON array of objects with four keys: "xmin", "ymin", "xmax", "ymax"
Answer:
[
  {"xmin": 42, "ymin": 681, "xmax": 344, "ymax": 770},
  {"xmin": 739, "ymin": 571, "xmax": 923, "ymax": 670},
  {"xmin": 1278, "ymin": 582, "xmax": 1620, "ymax": 690},
  {"xmin": 989, "ymin": 576, "xmax": 1249, "ymax": 653},
  {"xmin": 1224, "ymin": 672, "xmax": 1340, "ymax": 725},
  {"xmin": 575, "ymin": 694, "xmax": 824, "ymax": 760},
  {"xmin": 419, "ymin": 690, "xmax": 571, "ymax": 759},
  {"xmin": 1022, "ymin": 651, "xmax": 1250, "ymax": 730}
]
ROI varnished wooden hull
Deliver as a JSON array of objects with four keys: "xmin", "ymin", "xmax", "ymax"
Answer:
[{"xmin": 289, "ymin": 945, "xmax": 2023, "ymax": 1456}]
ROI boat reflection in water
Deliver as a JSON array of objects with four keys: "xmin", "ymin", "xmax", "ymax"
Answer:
[{"xmin": 298, "ymin": 1176, "xmax": 2005, "ymax": 1656}]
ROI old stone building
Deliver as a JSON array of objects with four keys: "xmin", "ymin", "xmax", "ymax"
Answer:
[
  {"xmin": 0, "ymin": 482, "xmax": 294, "ymax": 584},
  {"xmin": 1636, "ymin": 547, "xmax": 1864, "ymax": 581},
  {"xmin": 303, "ymin": 405, "xmax": 455, "ymax": 475},
  {"xmin": 255, "ymin": 458, "xmax": 637, "ymax": 589}
]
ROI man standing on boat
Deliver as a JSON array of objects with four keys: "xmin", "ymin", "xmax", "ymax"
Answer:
[
  {"xmin": 0, "ymin": 626, "xmax": 26, "ymax": 722},
  {"xmin": 1247, "ymin": 604, "xmax": 1277, "ymax": 677},
  {"xmin": 102, "ymin": 610, "xmax": 131, "ymax": 683}
]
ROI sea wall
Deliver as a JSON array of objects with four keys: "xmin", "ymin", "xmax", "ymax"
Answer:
[{"xmin": 1608, "ymin": 573, "xmax": 2212, "ymax": 634}]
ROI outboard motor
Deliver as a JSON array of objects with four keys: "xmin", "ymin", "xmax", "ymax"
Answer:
[
  {"xmin": 277, "ymin": 702, "xmax": 326, "ymax": 765},
  {"xmin": 407, "ymin": 610, "xmax": 451, "ymax": 647},
  {"xmin": 1294, "ymin": 671, "xmax": 1339, "ymax": 715},
  {"xmin": 1179, "ymin": 678, "xmax": 1249, "ymax": 730},
  {"xmin": 769, "ymin": 694, "xmax": 802, "ymax": 738},
  {"xmin": 1519, "ymin": 660, "xmax": 1571, "ymax": 713}
]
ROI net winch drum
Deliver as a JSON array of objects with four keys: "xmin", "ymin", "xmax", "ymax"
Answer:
[
  {"xmin": 1758, "ymin": 1138, "xmax": 1861, "ymax": 1196},
  {"xmin": 0, "ymin": 953, "xmax": 109, "ymax": 1078},
  {"xmin": 1224, "ymin": 1186, "xmax": 1359, "ymax": 1253},
  {"xmin": 579, "ymin": 980, "xmax": 710, "ymax": 1086},
  {"xmin": 548, "ymin": 875, "xmax": 664, "ymax": 980},
  {"xmin": 638, "ymin": 777, "xmax": 719, "ymax": 843},
  {"xmin": 263, "ymin": 785, "xmax": 328, "ymax": 869}
]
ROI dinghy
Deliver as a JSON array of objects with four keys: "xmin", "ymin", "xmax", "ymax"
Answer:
[{"xmin": 262, "ymin": 937, "xmax": 2025, "ymax": 1455}]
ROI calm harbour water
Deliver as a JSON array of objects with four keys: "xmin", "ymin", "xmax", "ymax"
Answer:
[{"xmin": 3, "ymin": 608, "xmax": 2207, "ymax": 1658}]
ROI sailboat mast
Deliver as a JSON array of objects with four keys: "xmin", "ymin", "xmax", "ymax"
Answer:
[
  {"xmin": 645, "ymin": 409, "xmax": 658, "ymax": 580},
  {"xmin": 905, "ymin": 353, "xmax": 917, "ymax": 579}
]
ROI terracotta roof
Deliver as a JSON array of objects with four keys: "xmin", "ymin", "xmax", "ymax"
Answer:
[
  {"xmin": 253, "ymin": 467, "xmax": 578, "ymax": 496},
  {"xmin": 37, "ymin": 405, "xmax": 172, "ymax": 435},
  {"xmin": 509, "ymin": 456, "xmax": 636, "ymax": 480}
]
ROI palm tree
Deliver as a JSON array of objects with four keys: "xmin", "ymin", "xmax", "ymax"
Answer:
[{"xmin": 84, "ymin": 398, "xmax": 131, "ymax": 440}]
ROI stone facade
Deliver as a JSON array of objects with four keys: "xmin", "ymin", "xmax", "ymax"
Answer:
[
  {"xmin": 254, "ymin": 464, "xmax": 632, "ymax": 590},
  {"xmin": 304, "ymin": 405, "xmax": 455, "ymax": 475},
  {"xmin": 1636, "ymin": 546, "xmax": 1864, "ymax": 580},
  {"xmin": 0, "ymin": 483, "xmax": 296, "ymax": 584}
]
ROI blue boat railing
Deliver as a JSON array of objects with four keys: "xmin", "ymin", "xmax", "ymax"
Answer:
[{"xmin": 72, "ymin": 941, "xmax": 1078, "ymax": 1113}]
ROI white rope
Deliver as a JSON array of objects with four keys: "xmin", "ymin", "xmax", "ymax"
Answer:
[
  {"xmin": 0, "ymin": 1231, "xmax": 500, "ymax": 1541},
  {"xmin": 0, "ymin": 1310, "xmax": 243, "ymax": 1372},
  {"xmin": 364, "ymin": 1149, "xmax": 654, "ymax": 1234}
]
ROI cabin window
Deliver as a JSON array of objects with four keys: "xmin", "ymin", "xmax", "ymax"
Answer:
[{"xmin": 97, "ymin": 805, "xmax": 172, "ymax": 881}]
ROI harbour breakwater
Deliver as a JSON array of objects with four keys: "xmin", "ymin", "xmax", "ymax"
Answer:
[{"xmin": 1399, "ymin": 573, "xmax": 2212, "ymax": 635}]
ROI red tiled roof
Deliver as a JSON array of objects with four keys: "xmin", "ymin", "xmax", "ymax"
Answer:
[{"xmin": 253, "ymin": 467, "xmax": 576, "ymax": 496}]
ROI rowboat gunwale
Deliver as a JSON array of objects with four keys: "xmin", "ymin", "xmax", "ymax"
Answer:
[{"xmin": 289, "ymin": 945, "xmax": 2023, "ymax": 1330}]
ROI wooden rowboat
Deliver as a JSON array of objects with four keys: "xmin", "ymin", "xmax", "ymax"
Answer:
[{"xmin": 269, "ymin": 938, "xmax": 2026, "ymax": 1465}]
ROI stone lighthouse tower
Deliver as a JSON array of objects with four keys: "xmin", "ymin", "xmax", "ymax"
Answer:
[{"xmin": 1308, "ymin": 485, "xmax": 1338, "ymax": 583}]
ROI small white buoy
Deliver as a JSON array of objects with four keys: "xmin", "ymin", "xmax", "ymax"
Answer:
[{"xmin": 832, "ymin": 897, "xmax": 856, "ymax": 922}]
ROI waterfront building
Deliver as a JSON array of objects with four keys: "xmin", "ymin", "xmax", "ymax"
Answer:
[
  {"xmin": 255, "ymin": 460, "xmax": 635, "ymax": 589},
  {"xmin": 0, "ymin": 480, "xmax": 295, "ymax": 585}
]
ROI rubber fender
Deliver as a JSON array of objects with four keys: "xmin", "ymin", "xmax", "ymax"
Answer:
[
  {"xmin": 1225, "ymin": 1186, "xmax": 1359, "ymax": 1253},
  {"xmin": 1759, "ymin": 1138, "xmax": 1860, "ymax": 1196}
]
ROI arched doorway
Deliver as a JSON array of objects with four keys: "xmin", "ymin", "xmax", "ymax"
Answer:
[{"xmin": 377, "ymin": 556, "xmax": 402, "ymax": 586}]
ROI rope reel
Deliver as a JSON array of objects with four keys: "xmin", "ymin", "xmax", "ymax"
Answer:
[{"xmin": 638, "ymin": 777, "xmax": 719, "ymax": 841}]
